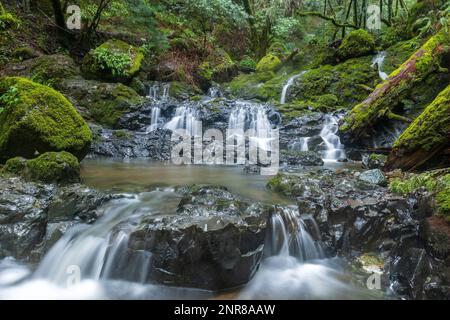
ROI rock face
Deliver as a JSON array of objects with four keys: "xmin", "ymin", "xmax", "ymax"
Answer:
[
  {"xmin": 280, "ymin": 150, "xmax": 324, "ymax": 166},
  {"xmin": 267, "ymin": 169, "xmax": 450, "ymax": 299},
  {"xmin": 128, "ymin": 185, "xmax": 272, "ymax": 290},
  {"xmin": 88, "ymin": 126, "xmax": 173, "ymax": 160},
  {"xmin": 0, "ymin": 77, "xmax": 93, "ymax": 162},
  {"xmin": 0, "ymin": 176, "xmax": 114, "ymax": 261}
]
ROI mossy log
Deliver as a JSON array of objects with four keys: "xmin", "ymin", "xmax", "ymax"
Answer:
[
  {"xmin": 340, "ymin": 29, "xmax": 450, "ymax": 144},
  {"xmin": 385, "ymin": 84, "xmax": 450, "ymax": 171}
]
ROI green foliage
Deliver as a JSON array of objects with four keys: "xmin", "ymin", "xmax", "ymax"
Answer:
[
  {"xmin": 0, "ymin": 86, "xmax": 19, "ymax": 111},
  {"xmin": 0, "ymin": 3, "xmax": 20, "ymax": 31},
  {"xmin": 93, "ymin": 47, "xmax": 132, "ymax": 77},
  {"xmin": 239, "ymin": 55, "xmax": 257, "ymax": 72},
  {"xmin": 390, "ymin": 172, "xmax": 450, "ymax": 219}
]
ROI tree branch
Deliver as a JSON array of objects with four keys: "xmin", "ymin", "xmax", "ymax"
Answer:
[{"xmin": 297, "ymin": 11, "xmax": 358, "ymax": 29}]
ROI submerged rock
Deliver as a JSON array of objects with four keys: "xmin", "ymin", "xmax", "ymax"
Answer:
[{"xmin": 128, "ymin": 185, "xmax": 272, "ymax": 290}]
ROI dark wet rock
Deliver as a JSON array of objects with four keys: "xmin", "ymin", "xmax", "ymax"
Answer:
[
  {"xmin": 88, "ymin": 125, "xmax": 173, "ymax": 160},
  {"xmin": 279, "ymin": 113, "xmax": 325, "ymax": 149},
  {"xmin": 243, "ymin": 164, "xmax": 261, "ymax": 174},
  {"xmin": 280, "ymin": 150, "xmax": 324, "ymax": 166},
  {"xmin": 362, "ymin": 153, "xmax": 388, "ymax": 169},
  {"xmin": 0, "ymin": 176, "xmax": 114, "ymax": 261},
  {"xmin": 128, "ymin": 185, "xmax": 272, "ymax": 290},
  {"xmin": 359, "ymin": 169, "xmax": 387, "ymax": 186},
  {"xmin": 0, "ymin": 178, "xmax": 53, "ymax": 260}
]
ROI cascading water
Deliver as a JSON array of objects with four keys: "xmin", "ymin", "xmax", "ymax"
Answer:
[
  {"xmin": 280, "ymin": 71, "xmax": 306, "ymax": 104},
  {"xmin": 288, "ymin": 137, "xmax": 310, "ymax": 152},
  {"xmin": 372, "ymin": 52, "xmax": 388, "ymax": 80},
  {"xmin": 164, "ymin": 106, "xmax": 200, "ymax": 136},
  {"xmin": 319, "ymin": 115, "xmax": 346, "ymax": 161},
  {"xmin": 227, "ymin": 101, "xmax": 277, "ymax": 152},
  {"xmin": 146, "ymin": 83, "xmax": 170, "ymax": 132}
]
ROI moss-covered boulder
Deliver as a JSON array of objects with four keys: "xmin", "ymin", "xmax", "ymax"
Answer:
[
  {"xmin": 82, "ymin": 39, "xmax": 144, "ymax": 83},
  {"xmin": 168, "ymin": 81, "xmax": 202, "ymax": 100},
  {"xmin": 2, "ymin": 152, "xmax": 80, "ymax": 184},
  {"xmin": 196, "ymin": 49, "xmax": 237, "ymax": 89},
  {"xmin": 256, "ymin": 54, "xmax": 282, "ymax": 73},
  {"xmin": 239, "ymin": 55, "xmax": 257, "ymax": 73},
  {"xmin": 59, "ymin": 78, "xmax": 145, "ymax": 128},
  {"xmin": 386, "ymin": 84, "xmax": 450, "ymax": 171},
  {"xmin": 336, "ymin": 29, "xmax": 376, "ymax": 61},
  {"xmin": 0, "ymin": 77, "xmax": 92, "ymax": 162}
]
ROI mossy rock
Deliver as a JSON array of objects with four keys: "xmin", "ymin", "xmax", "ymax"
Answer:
[
  {"xmin": 256, "ymin": 54, "xmax": 282, "ymax": 73},
  {"xmin": 0, "ymin": 54, "xmax": 80, "ymax": 86},
  {"xmin": 12, "ymin": 47, "xmax": 37, "ymax": 61},
  {"xmin": 2, "ymin": 152, "xmax": 80, "ymax": 184},
  {"xmin": 0, "ymin": 77, "xmax": 92, "ymax": 162},
  {"xmin": 238, "ymin": 55, "xmax": 257, "ymax": 73},
  {"xmin": 336, "ymin": 29, "xmax": 376, "ymax": 61},
  {"xmin": 288, "ymin": 55, "xmax": 379, "ymax": 109},
  {"xmin": 82, "ymin": 39, "xmax": 144, "ymax": 83},
  {"xmin": 197, "ymin": 49, "xmax": 237, "ymax": 88},
  {"xmin": 59, "ymin": 78, "xmax": 145, "ymax": 128},
  {"xmin": 169, "ymin": 81, "xmax": 202, "ymax": 100}
]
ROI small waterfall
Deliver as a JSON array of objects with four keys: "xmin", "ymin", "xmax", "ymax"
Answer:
[
  {"xmin": 319, "ymin": 115, "xmax": 346, "ymax": 161},
  {"xmin": 207, "ymin": 86, "xmax": 221, "ymax": 98},
  {"xmin": 265, "ymin": 206, "xmax": 322, "ymax": 261},
  {"xmin": 299, "ymin": 137, "xmax": 309, "ymax": 151},
  {"xmin": 372, "ymin": 52, "xmax": 388, "ymax": 80},
  {"xmin": 227, "ymin": 101, "xmax": 277, "ymax": 152},
  {"xmin": 280, "ymin": 72, "xmax": 306, "ymax": 104},
  {"xmin": 147, "ymin": 83, "xmax": 170, "ymax": 101},
  {"xmin": 164, "ymin": 106, "xmax": 200, "ymax": 136},
  {"xmin": 146, "ymin": 83, "xmax": 170, "ymax": 132}
]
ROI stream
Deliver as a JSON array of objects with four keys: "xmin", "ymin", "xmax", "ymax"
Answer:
[{"xmin": 0, "ymin": 76, "xmax": 390, "ymax": 300}]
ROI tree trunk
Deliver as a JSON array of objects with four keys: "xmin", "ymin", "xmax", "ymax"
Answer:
[
  {"xmin": 385, "ymin": 84, "xmax": 450, "ymax": 171},
  {"xmin": 339, "ymin": 29, "xmax": 450, "ymax": 144}
]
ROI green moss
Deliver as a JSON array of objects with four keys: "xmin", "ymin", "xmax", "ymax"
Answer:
[
  {"xmin": 112, "ymin": 130, "xmax": 132, "ymax": 139},
  {"xmin": 340, "ymin": 30, "xmax": 450, "ymax": 135},
  {"xmin": 390, "ymin": 172, "xmax": 450, "ymax": 219},
  {"xmin": 12, "ymin": 47, "xmax": 35, "ymax": 61},
  {"xmin": 0, "ymin": 77, "xmax": 92, "ymax": 161},
  {"xmin": 393, "ymin": 84, "xmax": 450, "ymax": 152},
  {"xmin": 82, "ymin": 40, "xmax": 144, "ymax": 82},
  {"xmin": 27, "ymin": 151, "xmax": 80, "ymax": 184},
  {"xmin": 336, "ymin": 29, "xmax": 376, "ymax": 61},
  {"xmin": 90, "ymin": 83, "xmax": 143, "ymax": 128},
  {"xmin": 239, "ymin": 55, "xmax": 257, "ymax": 72},
  {"xmin": 0, "ymin": 6, "xmax": 20, "ymax": 31},
  {"xmin": 1, "ymin": 157, "xmax": 27, "ymax": 175},
  {"xmin": 197, "ymin": 49, "xmax": 236, "ymax": 83},
  {"xmin": 256, "ymin": 54, "xmax": 282, "ymax": 73},
  {"xmin": 169, "ymin": 81, "xmax": 201, "ymax": 100}
]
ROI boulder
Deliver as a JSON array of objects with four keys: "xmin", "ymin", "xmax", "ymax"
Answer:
[
  {"xmin": 255, "ymin": 54, "xmax": 281, "ymax": 73},
  {"xmin": 359, "ymin": 169, "xmax": 388, "ymax": 186},
  {"xmin": 0, "ymin": 77, "xmax": 92, "ymax": 162},
  {"xmin": 128, "ymin": 185, "xmax": 271, "ymax": 290},
  {"xmin": 362, "ymin": 153, "xmax": 388, "ymax": 169},
  {"xmin": 2, "ymin": 152, "xmax": 80, "ymax": 184},
  {"xmin": 336, "ymin": 29, "xmax": 376, "ymax": 61},
  {"xmin": 82, "ymin": 39, "xmax": 144, "ymax": 83}
]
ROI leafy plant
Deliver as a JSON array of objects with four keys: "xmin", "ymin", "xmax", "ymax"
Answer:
[
  {"xmin": 93, "ymin": 47, "xmax": 132, "ymax": 76},
  {"xmin": 0, "ymin": 86, "xmax": 20, "ymax": 113}
]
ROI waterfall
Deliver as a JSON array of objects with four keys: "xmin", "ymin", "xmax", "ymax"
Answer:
[
  {"xmin": 372, "ymin": 52, "xmax": 388, "ymax": 80},
  {"xmin": 319, "ymin": 115, "xmax": 346, "ymax": 161},
  {"xmin": 227, "ymin": 101, "xmax": 277, "ymax": 152},
  {"xmin": 280, "ymin": 72, "xmax": 306, "ymax": 104},
  {"xmin": 146, "ymin": 83, "xmax": 170, "ymax": 132},
  {"xmin": 265, "ymin": 206, "xmax": 322, "ymax": 261},
  {"xmin": 164, "ymin": 106, "xmax": 200, "ymax": 136},
  {"xmin": 147, "ymin": 83, "xmax": 170, "ymax": 101}
]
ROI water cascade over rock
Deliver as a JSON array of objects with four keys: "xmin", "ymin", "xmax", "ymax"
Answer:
[
  {"xmin": 372, "ymin": 52, "xmax": 388, "ymax": 80},
  {"xmin": 280, "ymin": 72, "xmax": 306, "ymax": 104}
]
